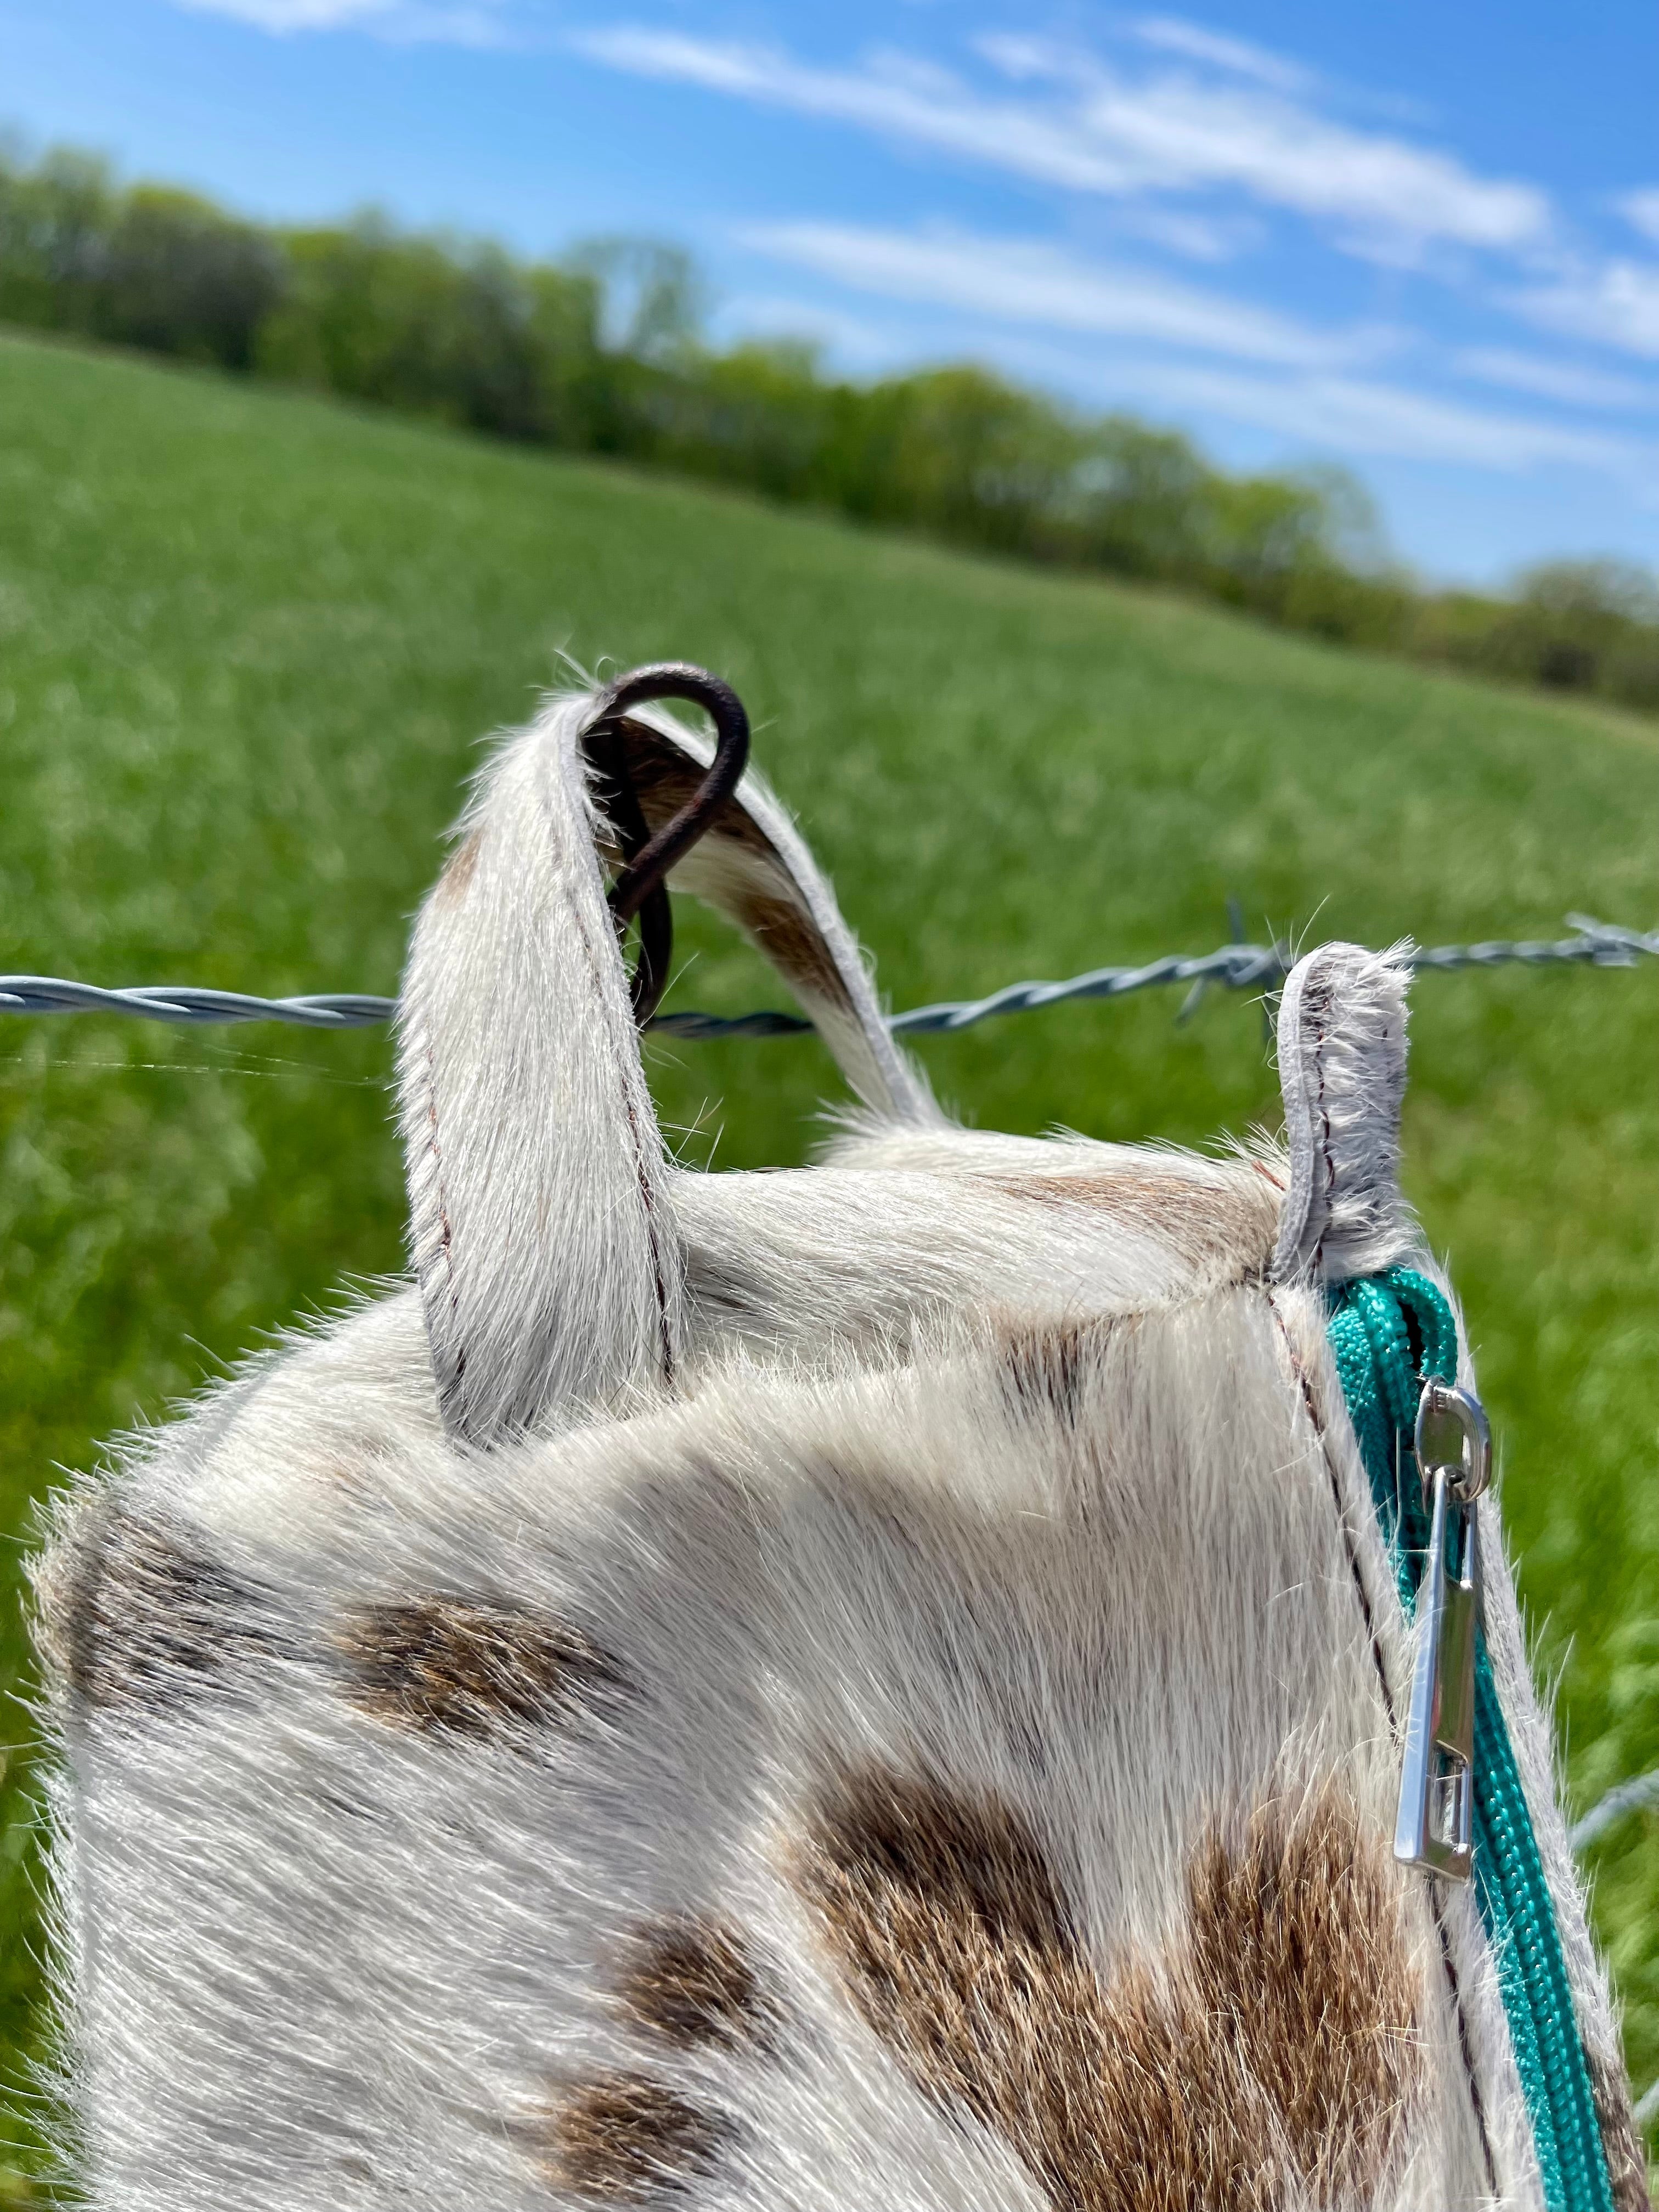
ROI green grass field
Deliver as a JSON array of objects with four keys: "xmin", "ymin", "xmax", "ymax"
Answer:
[{"xmin": 1, "ymin": 327, "xmax": 1655, "ymax": 2187}]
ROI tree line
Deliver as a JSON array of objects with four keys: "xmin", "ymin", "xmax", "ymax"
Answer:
[{"xmin": 4, "ymin": 140, "xmax": 1657, "ymax": 716}]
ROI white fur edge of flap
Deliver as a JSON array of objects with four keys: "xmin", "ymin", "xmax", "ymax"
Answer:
[
  {"xmin": 1270, "ymin": 940, "xmax": 1415, "ymax": 1284},
  {"xmin": 395, "ymin": 695, "xmax": 682, "ymax": 1448}
]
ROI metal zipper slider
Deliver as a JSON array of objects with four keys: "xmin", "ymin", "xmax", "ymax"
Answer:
[{"xmin": 1395, "ymin": 1381, "xmax": 1492, "ymax": 1881}]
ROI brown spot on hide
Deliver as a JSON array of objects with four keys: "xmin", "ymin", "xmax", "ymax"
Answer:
[
  {"xmin": 1181, "ymin": 1784, "xmax": 1423, "ymax": 2198},
  {"xmin": 618, "ymin": 727, "xmax": 772, "ymax": 860},
  {"xmin": 1587, "ymin": 2047, "xmax": 1655, "ymax": 2212},
  {"xmin": 731, "ymin": 890, "xmax": 853, "ymax": 1012},
  {"xmin": 336, "ymin": 1598, "xmax": 628, "ymax": 1742},
  {"xmin": 797, "ymin": 1762, "xmax": 1422, "ymax": 2211},
  {"xmin": 607, "ymin": 720, "xmax": 853, "ymax": 1011},
  {"xmin": 618, "ymin": 1918, "xmax": 768, "ymax": 2051},
  {"xmin": 996, "ymin": 1165, "xmax": 1280, "ymax": 1278},
  {"xmin": 433, "ymin": 827, "xmax": 482, "ymax": 907},
  {"xmin": 37, "ymin": 1502, "xmax": 287, "ymax": 1713},
  {"xmin": 541, "ymin": 2075, "xmax": 731, "ymax": 2201},
  {"xmin": 810, "ymin": 1760, "xmax": 1069, "ymax": 1946},
  {"xmin": 996, "ymin": 1317, "xmax": 1109, "ymax": 1424}
]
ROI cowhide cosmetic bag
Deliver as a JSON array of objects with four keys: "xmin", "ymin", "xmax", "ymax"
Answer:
[{"xmin": 32, "ymin": 665, "xmax": 1651, "ymax": 2212}]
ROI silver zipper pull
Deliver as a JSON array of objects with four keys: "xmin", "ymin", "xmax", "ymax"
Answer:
[{"xmin": 1395, "ymin": 1382, "xmax": 1492, "ymax": 1881}]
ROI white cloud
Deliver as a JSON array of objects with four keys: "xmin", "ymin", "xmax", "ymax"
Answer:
[
  {"xmin": 1184, "ymin": 371, "xmax": 1639, "ymax": 472},
  {"xmin": 173, "ymin": 0, "xmax": 512, "ymax": 38},
  {"xmin": 1615, "ymin": 189, "xmax": 1659, "ymax": 248},
  {"xmin": 1003, "ymin": 41, "xmax": 1549, "ymax": 253},
  {"xmin": 1510, "ymin": 261, "xmax": 1659, "ymax": 360},
  {"xmin": 571, "ymin": 31, "xmax": 1147, "ymax": 194},
  {"xmin": 1129, "ymin": 16, "xmax": 1310, "ymax": 95},
  {"xmin": 1013, "ymin": 347, "xmax": 1647, "ymax": 476},
  {"xmin": 739, "ymin": 221, "xmax": 1369, "ymax": 369},
  {"xmin": 733, "ymin": 221, "xmax": 1648, "ymax": 482},
  {"xmin": 575, "ymin": 26, "xmax": 1553, "ymax": 260},
  {"xmin": 1453, "ymin": 348, "xmax": 1655, "ymax": 413},
  {"xmin": 176, "ymin": 0, "xmax": 396, "ymax": 24},
  {"xmin": 1109, "ymin": 204, "xmax": 1262, "ymax": 262}
]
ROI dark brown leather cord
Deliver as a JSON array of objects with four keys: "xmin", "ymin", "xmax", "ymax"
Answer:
[{"xmin": 581, "ymin": 663, "xmax": 752, "ymax": 1025}]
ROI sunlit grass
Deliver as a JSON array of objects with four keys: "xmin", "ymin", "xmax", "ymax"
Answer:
[{"xmin": 1, "ymin": 329, "xmax": 1655, "ymax": 2190}]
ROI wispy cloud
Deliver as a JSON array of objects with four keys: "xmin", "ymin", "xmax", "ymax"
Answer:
[
  {"xmin": 1510, "ymin": 260, "xmax": 1659, "ymax": 360},
  {"xmin": 1453, "ymin": 347, "xmax": 1656, "ymax": 413},
  {"xmin": 734, "ymin": 217, "xmax": 1650, "ymax": 481},
  {"xmin": 1173, "ymin": 371, "xmax": 1644, "ymax": 474},
  {"xmin": 1024, "ymin": 350, "xmax": 1648, "ymax": 476},
  {"xmin": 571, "ymin": 30, "xmax": 1147, "ymax": 194},
  {"xmin": 740, "ymin": 221, "xmax": 1373, "ymax": 369},
  {"xmin": 175, "ymin": 0, "xmax": 514, "ymax": 40},
  {"xmin": 1108, "ymin": 204, "xmax": 1263, "ymax": 262},
  {"xmin": 177, "ymin": 0, "xmax": 393, "ymax": 24},
  {"xmin": 977, "ymin": 35, "xmax": 1548, "ymax": 256},
  {"xmin": 1128, "ymin": 15, "xmax": 1310, "ymax": 96},
  {"xmin": 1615, "ymin": 189, "xmax": 1659, "ymax": 249},
  {"xmin": 575, "ymin": 25, "xmax": 1554, "ymax": 261}
]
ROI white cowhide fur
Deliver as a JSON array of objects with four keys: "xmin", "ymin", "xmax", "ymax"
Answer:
[{"xmin": 31, "ymin": 686, "xmax": 1650, "ymax": 2212}]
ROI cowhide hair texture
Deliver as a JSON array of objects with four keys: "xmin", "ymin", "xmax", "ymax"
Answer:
[{"xmin": 30, "ymin": 686, "xmax": 1651, "ymax": 2212}]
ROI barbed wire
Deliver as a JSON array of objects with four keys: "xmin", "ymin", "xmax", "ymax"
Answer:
[
  {"xmin": 2, "ymin": 915, "xmax": 1654, "ymax": 1042},
  {"xmin": 0, "ymin": 981, "xmax": 396, "ymax": 1029},
  {"xmin": 1569, "ymin": 1768, "xmax": 1659, "ymax": 1853}
]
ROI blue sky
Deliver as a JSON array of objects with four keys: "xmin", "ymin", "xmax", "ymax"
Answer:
[{"xmin": 4, "ymin": 0, "xmax": 1657, "ymax": 582}]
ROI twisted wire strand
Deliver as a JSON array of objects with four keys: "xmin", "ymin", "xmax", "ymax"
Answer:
[
  {"xmin": 1568, "ymin": 1769, "xmax": 1659, "ymax": 1853},
  {"xmin": 2, "ymin": 916, "xmax": 1654, "ymax": 1040},
  {"xmin": 0, "ymin": 980, "xmax": 396, "ymax": 1028}
]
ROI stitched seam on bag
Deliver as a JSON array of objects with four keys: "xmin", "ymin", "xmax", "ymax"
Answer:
[
  {"xmin": 1427, "ymin": 1884, "xmax": 1502, "ymax": 2200},
  {"xmin": 420, "ymin": 1020, "xmax": 466, "ymax": 1393},
  {"xmin": 1313, "ymin": 1008, "xmax": 1333, "ymax": 1278},
  {"xmin": 1268, "ymin": 1289, "xmax": 1393, "ymax": 1713}
]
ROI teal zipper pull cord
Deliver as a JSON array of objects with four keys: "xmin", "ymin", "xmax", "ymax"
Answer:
[{"xmin": 1328, "ymin": 1267, "xmax": 1616, "ymax": 2212}]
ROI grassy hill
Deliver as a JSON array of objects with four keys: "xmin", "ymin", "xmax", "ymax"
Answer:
[{"xmin": 1, "ymin": 328, "xmax": 1655, "ymax": 2187}]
